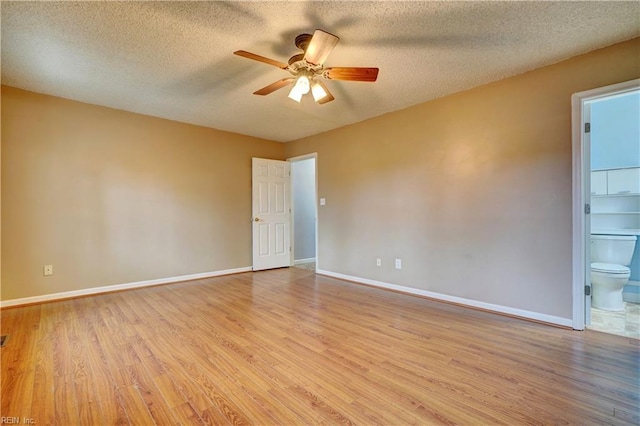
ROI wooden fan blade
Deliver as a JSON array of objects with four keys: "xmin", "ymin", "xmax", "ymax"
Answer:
[
  {"xmin": 234, "ymin": 50, "xmax": 289, "ymax": 69},
  {"xmin": 316, "ymin": 81, "xmax": 335, "ymax": 105},
  {"xmin": 253, "ymin": 78, "xmax": 294, "ymax": 96},
  {"xmin": 325, "ymin": 67, "xmax": 379, "ymax": 82},
  {"xmin": 303, "ymin": 29, "xmax": 339, "ymax": 65}
]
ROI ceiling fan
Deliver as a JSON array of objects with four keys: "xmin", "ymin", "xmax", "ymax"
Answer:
[{"xmin": 234, "ymin": 29, "xmax": 379, "ymax": 104}]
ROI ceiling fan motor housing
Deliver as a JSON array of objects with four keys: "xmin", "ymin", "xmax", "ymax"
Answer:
[
  {"xmin": 288, "ymin": 57, "xmax": 324, "ymax": 77},
  {"xmin": 289, "ymin": 33, "xmax": 324, "ymax": 78}
]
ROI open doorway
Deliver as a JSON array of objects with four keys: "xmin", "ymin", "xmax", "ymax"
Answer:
[
  {"xmin": 289, "ymin": 154, "xmax": 318, "ymax": 272},
  {"xmin": 572, "ymin": 79, "xmax": 640, "ymax": 337}
]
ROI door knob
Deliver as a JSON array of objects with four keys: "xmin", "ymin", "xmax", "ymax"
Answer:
[{"xmin": 254, "ymin": 217, "xmax": 260, "ymax": 222}]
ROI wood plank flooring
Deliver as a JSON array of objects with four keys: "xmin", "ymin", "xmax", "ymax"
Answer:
[{"xmin": 2, "ymin": 267, "xmax": 639, "ymax": 425}]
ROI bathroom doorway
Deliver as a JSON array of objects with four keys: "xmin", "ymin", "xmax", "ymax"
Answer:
[
  {"xmin": 289, "ymin": 154, "xmax": 318, "ymax": 272},
  {"xmin": 572, "ymin": 79, "xmax": 640, "ymax": 338}
]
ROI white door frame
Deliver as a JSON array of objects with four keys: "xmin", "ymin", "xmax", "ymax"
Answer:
[
  {"xmin": 288, "ymin": 153, "xmax": 319, "ymax": 270},
  {"xmin": 571, "ymin": 78, "xmax": 640, "ymax": 330}
]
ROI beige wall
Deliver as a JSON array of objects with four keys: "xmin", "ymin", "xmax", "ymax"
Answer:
[
  {"xmin": 3, "ymin": 38, "xmax": 638, "ymax": 317},
  {"xmin": 285, "ymin": 38, "xmax": 640, "ymax": 320},
  {"xmin": 1, "ymin": 87, "xmax": 284, "ymax": 301}
]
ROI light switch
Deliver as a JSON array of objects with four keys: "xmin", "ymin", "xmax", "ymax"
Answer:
[
  {"xmin": 43, "ymin": 265, "xmax": 53, "ymax": 276},
  {"xmin": 320, "ymin": 198, "xmax": 326, "ymax": 206}
]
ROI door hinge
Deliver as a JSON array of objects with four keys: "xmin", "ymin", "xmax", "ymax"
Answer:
[
  {"xmin": 584, "ymin": 122, "xmax": 591, "ymax": 133},
  {"xmin": 585, "ymin": 285, "xmax": 591, "ymax": 296},
  {"xmin": 585, "ymin": 203, "xmax": 591, "ymax": 214}
]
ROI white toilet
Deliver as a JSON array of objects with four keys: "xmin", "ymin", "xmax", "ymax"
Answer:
[{"xmin": 590, "ymin": 234, "xmax": 637, "ymax": 311}]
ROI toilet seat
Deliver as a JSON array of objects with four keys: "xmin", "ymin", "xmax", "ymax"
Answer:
[{"xmin": 591, "ymin": 262, "xmax": 630, "ymax": 275}]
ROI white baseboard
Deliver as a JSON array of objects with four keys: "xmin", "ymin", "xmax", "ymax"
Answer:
[
  {"xmin": 316, "ymin": 269, "xmax": 573, "ymax": 328},
  {"xmin": 294, "ymin": 257, "xmax": 316, "ymax": 265},
  {"xmin": 0, "ymin": 266, "xmax": 252, "ymax": 308}
]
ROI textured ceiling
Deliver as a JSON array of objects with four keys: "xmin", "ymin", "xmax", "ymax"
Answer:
[{"xmin": 2, "ymin": 1, "xmax": 639, "ymax": 142}]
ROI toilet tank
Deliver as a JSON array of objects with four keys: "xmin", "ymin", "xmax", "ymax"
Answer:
[{"xmin": 591, "ymin": 234, "xmax": 637, "ymax": 265}]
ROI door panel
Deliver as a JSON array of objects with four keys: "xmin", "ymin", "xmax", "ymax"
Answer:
[{"xmin": 252, "ymin": 158, "xmax": 291, "ymax": 271}]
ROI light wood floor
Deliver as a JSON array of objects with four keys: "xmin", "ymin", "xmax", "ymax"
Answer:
[{"xmin": 2, "ymin": 267, "xmax": 639, "ymax": 425}]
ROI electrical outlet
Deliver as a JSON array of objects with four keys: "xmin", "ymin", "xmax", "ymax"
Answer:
[
  {"xmin": 395, "ymin": 259, "xmax": 402, "ymax": 270},
  {"xmin": 43, "ymin": 265, "xmax": 53, "ymax": 276},
  {"xmin": 376, "ymin": 258, "xmax": 382, "ymax": 267}
]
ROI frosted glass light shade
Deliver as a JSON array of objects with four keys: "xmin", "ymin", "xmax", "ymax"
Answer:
[
  {"xmin": 288, "ymin": 75, "xmax": 310, "ymax": 102},
  {"xmin": 288, "ymin": 86, "xmax": 303, "ymax": 102},
  {"xmin": 297, "ymin": 75, "xmax": 310, "ymax": 94},
  {"xmin": 311, "ymin": 82, "xmax": 327, "ymax": 101}
]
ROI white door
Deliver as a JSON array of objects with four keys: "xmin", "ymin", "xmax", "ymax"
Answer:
[{"xmin": 252, "ymin": 158, "xmax": 291, "ymax": 271}]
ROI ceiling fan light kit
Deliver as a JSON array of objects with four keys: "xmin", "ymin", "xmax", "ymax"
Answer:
[{"xmin": 234, "ymin": 29, "xmax": 379, "ymax": 105}]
